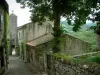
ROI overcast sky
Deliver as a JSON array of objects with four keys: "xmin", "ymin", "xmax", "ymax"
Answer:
[{"xmin": 6, "ymin": 0, "xmax": 31, "ymax": 27}]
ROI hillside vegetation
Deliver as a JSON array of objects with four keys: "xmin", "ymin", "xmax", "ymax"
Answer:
[{"xmin": 61, "ymin": 20, "xmax": 96, "ymax": 49}]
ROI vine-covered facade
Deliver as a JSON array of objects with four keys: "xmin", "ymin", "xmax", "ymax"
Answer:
[{"xmin": 0, "ymin": 0, "xmax": 9, "ymax": 74}]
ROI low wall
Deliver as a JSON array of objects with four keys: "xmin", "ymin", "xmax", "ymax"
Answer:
[
  {"xmin": 26, "ymin": 45, "xmax": 46, "ymax": 73},
  {"xmin": 47, "ymin": 56, "xmax": 100, "ymax": 75},
  {"xmin": 26, "ymin": 41, "xmax": 100, "ymax": 75}
]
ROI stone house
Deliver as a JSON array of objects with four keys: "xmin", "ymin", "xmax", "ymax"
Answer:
[
  {"xmin": 0, "ymin": 0, "xmax": 9, "ymax": 74},
  {"xmin": 18, "ymin": 21, "xmax": 53, "ymax": 61},
  {"xmin": 18, "ymin": 20, "xmax": 91, "ymax": 73}
]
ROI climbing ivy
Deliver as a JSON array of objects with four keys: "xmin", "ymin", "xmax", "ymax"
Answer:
[{"xmin": 4, "ymin": 10, "xmax": 9, "ymax": 58}]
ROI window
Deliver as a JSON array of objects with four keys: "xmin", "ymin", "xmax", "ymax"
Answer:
[
  {"xmin": 19, "ymin": 32, "xmax": 20, "ymax": 39},
  {"xmin": 22, "ymin": 30, "xmax": 24, "ymax": 39}
]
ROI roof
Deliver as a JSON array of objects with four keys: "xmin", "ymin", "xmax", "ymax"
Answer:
[
  {"xmin": 17, "ymin": 22, "xmax": 32, "ymax": 30},
  {"xmin": 26, "ymin": 33, "xmax": 53, "ymax": 47},
  {"xmin": 10, "ymin": 13, "xmax": 17, "ymax": 17},
  {"xmin": 26, "ymin": 42, "xmax": 36, "ymax": 47}
]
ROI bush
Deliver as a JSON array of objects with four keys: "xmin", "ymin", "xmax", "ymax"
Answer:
[
  {"xmin": 87, "ymin": 56, "xmax": 100, "ymax": 63},
  {"xmin": 53, "ymin": 53, "xmax": 72, "ymax": 61}
]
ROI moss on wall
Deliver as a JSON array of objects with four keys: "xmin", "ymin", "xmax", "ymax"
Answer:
[{"xmin": 4, "ymin": 10, "xmax": 9, "ymax": 62}]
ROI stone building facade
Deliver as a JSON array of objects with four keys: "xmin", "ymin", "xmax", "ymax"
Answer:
[
  {"xmin": 18, "ymin": 20, "xmax": 91, "ymax": 74},
  {"xmin": 18, "ymin": 24, "xmax": 26, "ymax": 60},
  {"xmin": 0, "ymin": 0, "xmax": 9, "ymax": 74},
  {"xmin": 8, "ymin": 13, "xmax": 18, "ymax": 55},
  {"xmin": 18, "ymin": 21, "xmax": 53, "ymax": 61}
]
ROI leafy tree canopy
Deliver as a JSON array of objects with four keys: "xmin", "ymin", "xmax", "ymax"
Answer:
[
  {"xmin": 16, "ymin": 0, "xmax": 99, "ymax": 31},
  {"xmin": 16, "ymin": 0, "xmax": 100, "ymax": 52}
]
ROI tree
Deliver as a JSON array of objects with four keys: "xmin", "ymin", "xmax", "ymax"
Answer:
[
  {"xmin": 16, "ymin": 0, "xmax": 99, "ymax": 52},
  {"xmin": 88, "ymin": 1, "xmax": 100, "ymax": 50},
  {"xmin": 89, "ymin": 13, "xmax": 100, "ymax": 49},
  {"xmin": 93, "ymin": 11, "xmax": 100, "ymax": 50}
]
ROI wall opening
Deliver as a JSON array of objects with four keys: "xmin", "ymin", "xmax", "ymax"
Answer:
[{"xmin": 0, "ymin": 46, "xmax": 5, "ymax": 68}]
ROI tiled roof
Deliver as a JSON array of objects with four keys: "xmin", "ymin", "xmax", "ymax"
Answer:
[{"xmin": 26, "ymin": 33, "xmax": 53, "ymax": 47}]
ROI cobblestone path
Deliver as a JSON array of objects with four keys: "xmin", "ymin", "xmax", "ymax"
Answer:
[{"xmin": 4, "ymin": 56, "xmax": 39, "ymax": 75}]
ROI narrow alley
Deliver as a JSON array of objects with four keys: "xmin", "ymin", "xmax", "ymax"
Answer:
[{"xmin": 4, "ymin": 56, "xmax": 40, "ymax": 75}]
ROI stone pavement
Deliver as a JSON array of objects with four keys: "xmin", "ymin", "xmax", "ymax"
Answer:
[{"xmin": 4, "ymin": 56, "xmax": 41, "ymax": 75}]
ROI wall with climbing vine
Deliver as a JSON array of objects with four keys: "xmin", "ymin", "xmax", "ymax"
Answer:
[{"xmin": 4, "ymin": 11, "xmax": 9, "ymax": 65}]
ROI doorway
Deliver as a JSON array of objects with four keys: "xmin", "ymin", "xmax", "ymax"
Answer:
[
  {"xmin": 11, "ymin": 45, "xmax": 16, "ymax": 56},
  {"xmin": 0, "ymin": 46, "xmax": 5, "ymax": 68}
]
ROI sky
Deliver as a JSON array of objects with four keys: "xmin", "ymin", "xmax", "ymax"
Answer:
[{"xmin": 6, "ymin": 0, "xmax": 31, "ymax": 27}]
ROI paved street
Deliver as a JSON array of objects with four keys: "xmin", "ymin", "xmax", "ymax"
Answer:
[{"xmin": 4, "ymin": 56, "xmax": 39, "ymax": 75}]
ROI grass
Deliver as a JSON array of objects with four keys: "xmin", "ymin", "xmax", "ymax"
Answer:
[{"xmin": 53, "ymin": 52, "xmax": 100, "ymax": 64}]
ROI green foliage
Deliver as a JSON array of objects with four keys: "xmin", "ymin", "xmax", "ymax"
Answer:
[
  {"xmin": 53, "ymin": 52, "xmax": 100, "ymax": 64},
  {"xmin": 71, "ymin": 30, "xmax": 97, "ymax": 50},
  {"xmin": 16, "ymin": 0, "xmax": 99, "ymax": 28},
  {"xmin": 53, "ymin": 53, "xmax": 72, "ymax": 61},
  {"xmin": 87, "ymin": 3, "xmax": 100, "ymax": 34},
  {"xmin": 90, "ymin": 22, "xmax": 100, "ymax": 35},
  {"xmin": 16, "ymin": 0, "xmax": 99, "ymax": 52},
  {"xmin": 71, "ymin": 30, "xmax": 96, "ymax": 44},
  {"xmin": 4, "ymin": 11, "xmax": 9, "ymax": 56},
  {"xmin": 53, "ymin": 53, "xmax": 90, "ymax": 64},
  {"xmin": 95, "ymin": 22, "xmax": 100, "ymax": 35},
  {"xmin": 61, "ymin": 21, "xmax": 97, "ymax": 50},
  {"xmin": 87, "ymin": 55, "xmax": 100, "ymax": 63},
  {"xmin": 72, "ymin": 58, "xmax": 87, "ymax": 64},
  {"xmin": 72, "ymin": 52, "xmax": 100, "ymax": 64},
  {"xmin": 62, "ymin": 23, "xmax": 96, "ymax": 49}
]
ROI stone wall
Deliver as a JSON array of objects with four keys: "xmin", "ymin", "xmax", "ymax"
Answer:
[
  {"xmin": 26, "ymin": 34, "xmax": 92, "ymax": 74},
  {"xmin": 26, "ymin": 36, "xmax": 97, "ymax": 75},
  {"xmin": 34, "ymin": 34, "xmax": 91, "ymax": 56},
  {"xmin": 47, "ymin": 56, "xmax": 100, "ymax": 75},
  {"xmin": 27, "ymin": 48, "xmax": 100, "ymax": 75},
  {"xmin": 60, "ymin": 34, "xmax": 91, "ymax": 55},
  {"xmin": 27, "ymin": 33, "xmax": 91, "ymax": 56},
  {"xmin": 26, "ymin": 45, "xmax": 46, "ymax": 73}
]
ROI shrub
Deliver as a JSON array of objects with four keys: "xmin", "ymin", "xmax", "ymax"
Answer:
[
  {"xmin": 87, "ymin": 56, "xmax": 100, "ymax": 63},
  {"xmin": 53, "ymin": 53, "xmax": 72, "ymax": 61}
]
